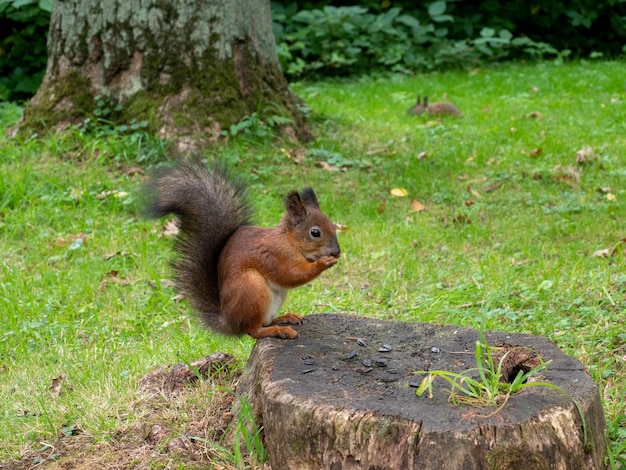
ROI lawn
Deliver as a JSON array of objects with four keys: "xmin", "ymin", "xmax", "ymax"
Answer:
[{"xmin": 1, "ymin": 60, "xmax": 625, "ymax": 468}]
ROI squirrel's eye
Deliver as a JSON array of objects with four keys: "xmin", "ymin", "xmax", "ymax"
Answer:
[{"xmin": 310, "ymin": 228, "xmax": 321, "ymax": 238}]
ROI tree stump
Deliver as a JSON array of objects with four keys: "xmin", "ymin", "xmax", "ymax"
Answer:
[{"xmin": 239, "ymin": 314, "xmax": 607, "ymax": 470}]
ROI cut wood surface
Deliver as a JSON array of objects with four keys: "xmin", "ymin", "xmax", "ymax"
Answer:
[{"xmin": 239, "ymin": 314, "xmax": 607, "ymax": 470}]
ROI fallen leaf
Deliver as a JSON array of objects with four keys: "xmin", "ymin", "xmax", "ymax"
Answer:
[
  {"xmin": 467, "ymin": 185, "xmax": 482, "ymax": 199},
  {"xmin": 484, "ymin": 181, "xmax": 504, "ymax": 193},
  {"xmin": 96, "ymin": 189, "xmax": 128, "ymax": 200},
  {"xmin": 510, "ymin": 127, "xmax": 517, "ymax": 133},
  {"xmin": 576, "ymin": 146, "xmax": 597, "ymax": 164},
  {"xmin": 552, "ymin": 165, "xmax": 581, "ymax": 188},
  {"xmin": 390, "ymin": 188, "xmax": 408, "ymax": 197},
  {"xmin": 335, "ymin": 223, "xmax": 350, "ymax": 233},
  {"xmin": 464, "ymin": 200, "xmax": 475, "ymax": 207},
  {"xmin": 162, "ymin": 219, "xmax": 179, "ymax": 237},
  {"xmin": 147, "ymin": 424, "xmax": 169, "ymax": 444},
  {"xmin": 50, "ymin": 374, "xmax": 67, "ymax": 397},
  {"xmin": 524, "ymin": 111, "xmax": 543, "ymax": 119},
  {"xmin": 104, "ymin": 251, "xmax": 130, "ymax": 261},
  {"xmin": 315, "ymin": 161, "xmax": 340, "ymax": 172},
  {"xmin": 593, "ymin": 249, "xmax": 611, "ymax": 258},
  {"xmin": 598, "ymin": 187, "xmax": 611, "ymax": 194},
  {"xmin": 411, "ymin": 200, "xmax": 425, "ymax": 212},
  {"xmin": 607, "ymin": 193, "xmax": 617, "ymax": 201},
  {"xmin": 417, "ymin": 151, "xmax": 429, "ymax": 160},
  {"xmin": 49, "ymin": 237, "xmax": 67, "ymax": 248},
  {"xmin": 529, "ymin": 148, "xmax": 543, "ymax": 158},
  {"xmin": 593, "ymin": 238, "xmax": 626, "ymax": 258}
]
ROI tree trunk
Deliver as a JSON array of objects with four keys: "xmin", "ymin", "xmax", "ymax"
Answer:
[
  {"xmin": 239, "ymin": 314, "xmax": 607, "ymax": 470},
  {"xmin": 17, "ymin": 0, "xmax": 310, "ymax": 142}
]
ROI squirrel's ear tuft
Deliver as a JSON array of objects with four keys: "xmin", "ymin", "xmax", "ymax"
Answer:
[
  {"xmin": 286, "ymin": 191, "xmax": 306, "ymax": 226},
  {"xmin": 299, "ymin": 188, "xmax": 320, "ymax": 208}
]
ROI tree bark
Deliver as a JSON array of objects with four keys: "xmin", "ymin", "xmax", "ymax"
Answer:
[
  {"xmin": 18, "ymin": 0, "xmax": 310, "ymax": 142},
  {"xmin": 239, "ymin": 314, "xmax": 607, "ymax": 470}
]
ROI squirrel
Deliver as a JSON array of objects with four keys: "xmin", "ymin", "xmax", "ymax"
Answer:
[
  {"xmin": 408, "ymin": 95, "xmax": 461, "ymax": 117},
  {"xmin": 146, "ymin": 160, "xmax": 341, "ymax": 340}
]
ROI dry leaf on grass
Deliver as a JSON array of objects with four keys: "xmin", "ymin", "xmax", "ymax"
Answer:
[
  {"xmin": 524, "ymin": 111, "xmax": 543, "ymax": 119},
  {"xmin": 390, "ymin": 188, "xmax": 408, "ymax": 197},
  {"xmin": 552, "ymin": 165, "xmax": 581, "ymax": 189},
  {"xmin": 104, "ymin": 251, "xmax": 130, "ymax": 261},
  {"xmin": 50, "ymin": 374, "xmax": 67, "ymax": 397},
  {"xmin": 593, "ymin": 249, "xmax": 612, "ymax": 258},
  {"xmin": 315, "ymin": 161, "xmax": 340, "ymax": 172},
  {"xmin": 576, "ymin": 146, "xmax": 597, "ymax": 164},
  {"xmin": 411, "ymin": 200, "xmax": 425, "ymax": 212},
  {"xmin": 335, "ymin": 223, "xmax": 350, "ymax": 233},
  {"xmin": 484, "ymin": 180, "xmax": 504, "ymax": 193},
  {"xmin": 467, "ymin": 186, "xmax": 482, "ymax": 199},
  {"xmin": 593, "ymin": 239, "xmax": 626, "ymax": 258},
  {"xmin": 162, "ymin": 219, "xmax": 179, "ymax": 237}
]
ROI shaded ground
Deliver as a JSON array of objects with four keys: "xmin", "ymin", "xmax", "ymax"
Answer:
[{"xmin": 2, "ymin": 354, "xmax": 253, "ymax": 470}]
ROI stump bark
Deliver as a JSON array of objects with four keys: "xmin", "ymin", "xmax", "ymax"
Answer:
[
  {"xmin": 239, "ymin": 314, "xmax": 607, "ymax": 470},
  {"xmin": 18, "ymin": 0, "xmax": 311, "ymax": 143}
]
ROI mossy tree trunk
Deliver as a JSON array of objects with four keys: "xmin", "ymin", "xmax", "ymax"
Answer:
[{"xmin": 18, "ymin": 0, "xmax": 310, "ymax": 142}]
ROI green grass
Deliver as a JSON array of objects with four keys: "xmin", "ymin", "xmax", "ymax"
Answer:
[{"xmin": 1, "ymin": 61, "xmax": 625, "ymax": 467}]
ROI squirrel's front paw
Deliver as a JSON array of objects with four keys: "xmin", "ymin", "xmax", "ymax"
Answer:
[{"xmin": 318, "ymin": 255, "xmax": 339, "ymax": 269}]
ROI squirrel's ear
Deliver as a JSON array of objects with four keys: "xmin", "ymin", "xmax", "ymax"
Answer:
[
  {"xmin": 299, "ymin": 188, "xmax": 320, "ymax": 208},
  {"xmin": 286, "ymin": 191, "xmax": 307, "ymax": 226}
]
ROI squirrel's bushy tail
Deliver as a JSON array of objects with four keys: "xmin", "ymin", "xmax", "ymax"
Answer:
[{"xmin": 146, "ymin": 161, "xmax": 253, "ymax": 333}]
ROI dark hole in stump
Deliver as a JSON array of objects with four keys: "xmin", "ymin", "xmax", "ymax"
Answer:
[{"xmin": 491, "ymin": 344, "xmax": 542, "ymax": 384}]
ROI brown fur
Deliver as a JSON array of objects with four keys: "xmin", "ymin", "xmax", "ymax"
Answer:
[
  {"xmin": 146, "ymin": 160, "xmax": 340, "ymax": 339},
  {"xmin": 408, "ymin": 94, "xmax": 461, "ymax": 117}
]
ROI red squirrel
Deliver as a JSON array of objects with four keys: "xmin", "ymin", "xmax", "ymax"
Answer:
[
  {"xmin": 146, "ymin": 160, "xmax": 340, "ymax": 339},
  {"xmin": 408, "ymin": 94, "xmax": 461, "ymax": 117}
]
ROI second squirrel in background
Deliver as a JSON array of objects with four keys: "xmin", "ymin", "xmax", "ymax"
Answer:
[
  {"xmin": 146, "ymin": 160, "xmax": 340, "ymax": 340},
  {"xmin": 408, "ymin": 94, "xmax": 462, "ymax": 117}
]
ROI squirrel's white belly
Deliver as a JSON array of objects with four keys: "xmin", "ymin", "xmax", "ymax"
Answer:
[{"xmin": 264, "ymin": 282, "xmax": 288, "ymax": 325}]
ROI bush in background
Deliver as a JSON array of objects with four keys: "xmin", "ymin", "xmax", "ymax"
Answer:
[
  {"xmin": 0, "ymin": 0, "xmax": 50, "ymax": 101},
  {"xmin": 272, "ymin": 0, "xmax": 626, "ymax": 79},
  {"xmin": 0, "ymin": 0, "xmax": 625, "ymax": 100}
]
